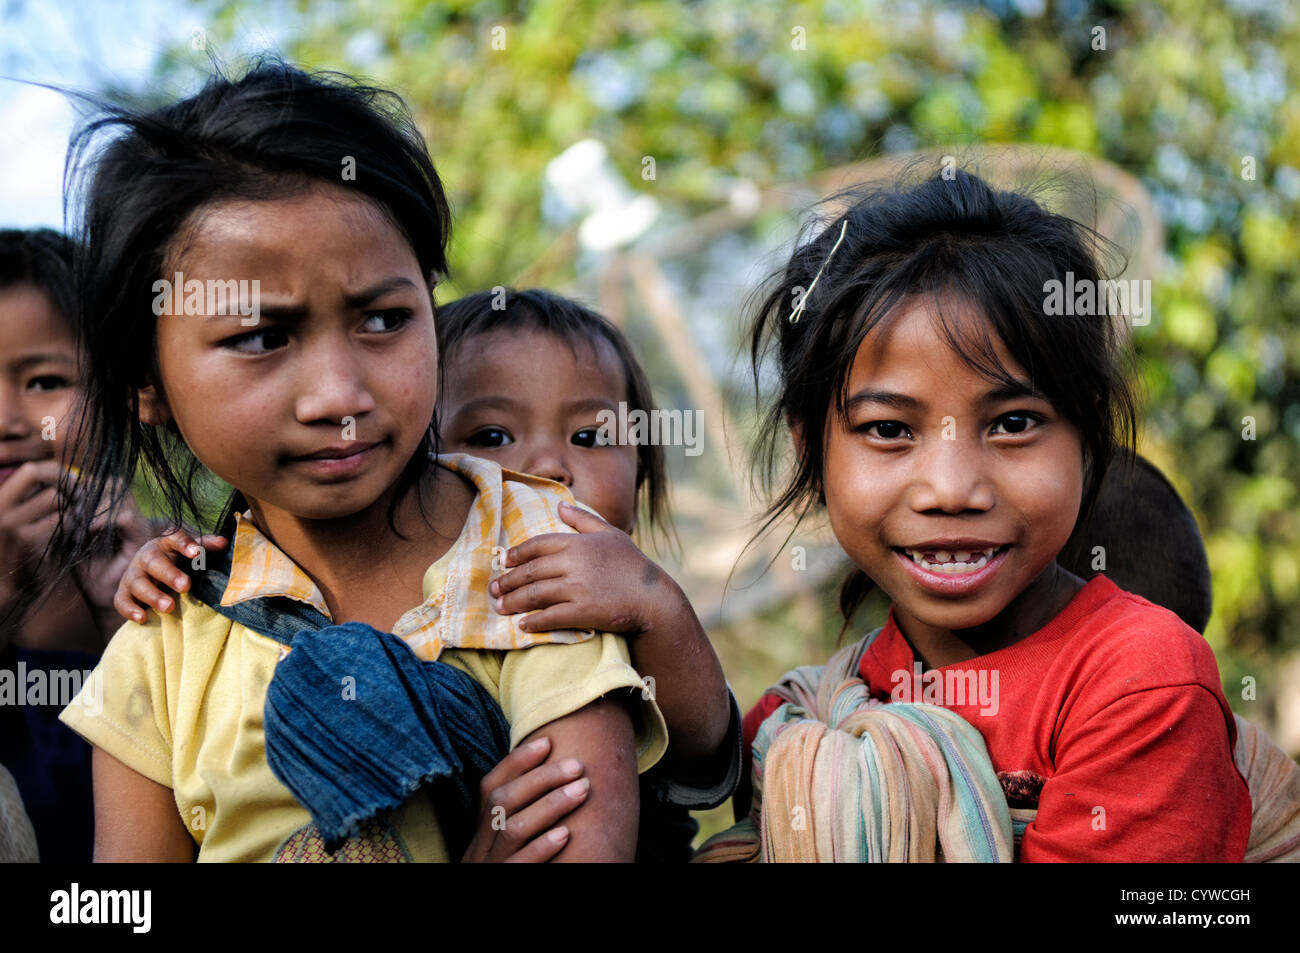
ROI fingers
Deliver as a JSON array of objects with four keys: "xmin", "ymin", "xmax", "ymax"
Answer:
[
  {"xmin": 477, "ymin": 736, "xmax": 553, "ymax": 796},
  {"xmin": 481, "ymin": 755, "xmax": 589, "ymax": 861},
  {"xmin": 147, "ymin": 539, "xmax": 196, "ymax": 592},
  {"xmin": 556, "ymin": 500, "xmax": 613, "ymax": 533},
  {"xmin": 483, "ymin": 752, "xmax": 584, "ymax": 820},
  {"xmin": 490, "ymin": 553, "xmax": 567, "ymax": 598},
  {"xmin": 514, "ymin": 604, "xmax": 595, "ymax": 634},
  {"xmin": 0, "ymin": 460, "xmax": 66, "ymax": 509},
  {"xmin": 494, "ymin": 579, "xmax": 571, "ymax": 616},
  {"xmin": 502, "ymin": 826, "xmax": 571, "ymax": 863},
  {"xmin": 500, "ymin": 532, "xmax": 571, "ymax": 569},
  {"xmin": 9, "ymin": 486, "xmax": 59, "ymax": 532}
]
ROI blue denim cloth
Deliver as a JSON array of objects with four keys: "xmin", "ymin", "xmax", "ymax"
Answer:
[
  {"xmin": 184, "ymin": 542, "xmax": 509, "ymax": 857},
  {"xmin": 264, "ymin": 623, "xmax": 510, "ymax": 855}
]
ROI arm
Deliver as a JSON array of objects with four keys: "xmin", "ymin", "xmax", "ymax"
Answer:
[
  {"xmin": 515, "ymin": 695, "xmax": 639, "ymax": 862},
  {"xmin": 492, "ymin": 502, "xmax": 730, "ymax": 763},
  {"xmin": 1020, "ymin": 685, "xmax": 1251, "ymax": 862},
  {"xmin": 91, "ymin": 747, "xmax": 194, "ymax": 862}
]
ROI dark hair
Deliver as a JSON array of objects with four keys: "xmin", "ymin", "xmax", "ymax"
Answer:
[
  {"xmin": 748, "ymin": 167, "xmax": 1138, "ymax": 621},
  {"xmin": 0, "ymin": 228, "xmax": 77, "ymax": 326},
  {"xmin": 53, "ymin": 58, "xmax": 453, "ymax": 569},
  {"xmin": 1057, "ymin": 454, "xmax": 1211, "ymax": 634},
  {"xmin": 436, "ymin": 288, "xmax": 674, "ymax": 552}
]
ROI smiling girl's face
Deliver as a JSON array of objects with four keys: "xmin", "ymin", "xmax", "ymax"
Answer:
[
  {"xmin": 820, "ymin": 294, "xmax": 1086, "ymax": 653},
  {"xmin": 142, "ymin": 185, "xmax": 439, "ymax": 524}
]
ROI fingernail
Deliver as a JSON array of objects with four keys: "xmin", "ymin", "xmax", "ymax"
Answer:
[
  {"xmin": 560, "ymin": 758, "xmax": 581, "ymax": 775},
  {"xmin": 549, "ymin": 827, "xmax": 569, "ymax": 843},
  {"xmin": 186, "ymin": 545, "xmax": 198, "ymax": 557},
  {"xmin": 175, "ymin": 576, "xmax": 186, "ymax": 588},
  {"xmin": 489, "ymin": 580, "xmax": 499, "ymax": 596},
  {"xmin": 493, "ymin": 597, "xmax": 504, "ymax": 613},
  {"xmin": 564, "ymin": 779, "xmax": 589, "ymax": 797},
  {"xmin": 526, "ymin": 738, "xmax": 549, "ymax": 751},
  {"xmin": 159, "ymin": 598, "xmax": 171, "ymax": 611}
]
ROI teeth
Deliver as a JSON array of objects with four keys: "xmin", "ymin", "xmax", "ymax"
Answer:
[{"xmin": 903, "ymin": 546, "xmax": 1002, "ymax": 574}]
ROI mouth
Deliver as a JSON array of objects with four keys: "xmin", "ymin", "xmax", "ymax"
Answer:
[
  {"xmin": 285, "ymin": 440, "xmax": 383, "ymax": 477},
  {"xmin": 891, "ymin": 542, "xmax": 1013, "ymax": 595}
]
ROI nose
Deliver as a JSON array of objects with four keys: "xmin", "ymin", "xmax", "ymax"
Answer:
[
  {"xmin": 293, "ymin": 335, "xmax": 377, "ymax": 425},
  {"xmin": 523, "ymin": 446, "xmax": 573, "ymax": 487},
  {"xmin": 908, "ymin": 437, "xmax": 995, "ymax": 514}
]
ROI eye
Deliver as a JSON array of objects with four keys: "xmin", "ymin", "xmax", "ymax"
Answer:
[
  {"xmin": 28, "ymin": 375, "xmax": 73, "ymax": 392},
  {"xmin": 467, "ymin": 427, "xmax": 513, "ymax": 448},
  {"xmin": 857, "ymin": 420, "xmax": 913, "ymax": 440},
  {"xmin": 361, "ymin": 309, "xmax": 412, "ymax": 333},
  {"xmin": 221, "ymin": 327, "xmax": 290, "ymax": 355},
  {"xmin": 990, "ymin": 412, "xmax": 1041, "ymax": 436},
  {"xmin": 572, "ymin": 427, "xmax": 611, "ymax": 448}
]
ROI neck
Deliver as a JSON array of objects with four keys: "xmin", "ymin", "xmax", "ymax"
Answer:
[
  {"xmin": 244, "ymin": 461, "xmax": 470, "ymax": 619},
  {"xmin": 894, "ymin": 562, "xmax": 1086, "ymax": 669}
]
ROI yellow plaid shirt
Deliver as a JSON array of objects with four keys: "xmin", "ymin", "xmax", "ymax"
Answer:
[{"xmin": 219, "ymin": 451, "xmax": 597, "ymax": 661}]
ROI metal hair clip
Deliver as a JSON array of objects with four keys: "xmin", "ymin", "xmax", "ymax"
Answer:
[{"xmin": 788, "ymin": 219, "xmax": 848, "ymax": 324}]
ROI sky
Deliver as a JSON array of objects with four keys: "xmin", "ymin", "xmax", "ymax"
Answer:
[{"xmin": 0, "ymin": 0, "xmax": 287, "ymax": 228}]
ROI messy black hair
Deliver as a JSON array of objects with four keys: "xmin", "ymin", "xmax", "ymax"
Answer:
[
  {"xmin": 436, "ymin": 288, "xmax": 675, "ymax": 553},
  {"xmin": 0, "ymin": 228, "xmax": 78, "ymax": 325},
  {"xmin": 52, "ymin": 58, "xmax": 452, "ymax": 570},
  {"xmin": 748, "ymin": 167, "xmax": 1138, "ymax": 621}
]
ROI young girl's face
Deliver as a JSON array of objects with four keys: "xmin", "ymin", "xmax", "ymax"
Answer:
[
  {"xmin": 0, "ymin": 284, "xmax": 80, "ymax": 484},
  {"xmin": 438, "ymin": 327, "xmax": 640, "ymax": 533},
  {"xmin": 819, "ymin": 295, "xmax": 1085, "ymax": 636},
  {"xmin": 142, "ymin": 186, "xmax": 439, "ymax": 523}
]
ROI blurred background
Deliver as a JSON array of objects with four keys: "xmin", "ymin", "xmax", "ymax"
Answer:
[{"xmin": 2, "ymin": 0, "xmax": 1297, "ymax": 842}]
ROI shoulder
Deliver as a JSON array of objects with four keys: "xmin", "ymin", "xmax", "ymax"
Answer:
[{"xmin": 1050, "ymin": 577, "xmax": 1229, "ymax": 717}]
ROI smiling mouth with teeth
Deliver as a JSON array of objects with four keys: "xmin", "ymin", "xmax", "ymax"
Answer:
[{"xmin": 897, "ymin": 545, "xmax": 1010, "ymax": 574}]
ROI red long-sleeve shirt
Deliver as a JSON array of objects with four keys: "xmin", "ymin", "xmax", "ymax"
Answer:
[{"xmin": 742, "ymin": 575, "xmax": 1252, "ymax": 862}]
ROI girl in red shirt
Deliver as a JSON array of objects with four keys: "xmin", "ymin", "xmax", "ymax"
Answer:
[{"xmin": 740, "ymin": 169, "xmax": 1250, "ymax": 861}]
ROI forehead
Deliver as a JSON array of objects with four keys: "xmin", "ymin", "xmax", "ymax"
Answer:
[
  {"xmin": 849, "ymin": 293, "xmax": 1028, "ymax": 386},
  {"xmin": 0, "ymin": 283, "xmax": 76, "ymax": 357},
  {"xmin": 443, "ymin": 327, "xmax": 627, "ymax": 402},
  {"xmin": 167, "ymin": 186, "xmax": 419, "ymax": 283}
]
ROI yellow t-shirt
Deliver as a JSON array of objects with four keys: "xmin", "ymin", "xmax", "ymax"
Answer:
[{"xmin": 59, "ymin": 453, "xmax": 667, "ymax": 862}]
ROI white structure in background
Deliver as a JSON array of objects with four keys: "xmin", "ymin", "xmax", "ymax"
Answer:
[{"xmin": 543, "ymin": 139, "xmax": 659, "ymax": 252}]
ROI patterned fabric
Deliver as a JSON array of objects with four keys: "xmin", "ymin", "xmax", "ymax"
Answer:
[
  {"xmin": 218, "ymin": 451, "xmax": 597, "ymax": 662},
  {"xmin": 694, "ymin": 628, "xmax": 1014, "ymax": 863},
  {"xmin": 1234, "ymin": 715, "xmax": 1300, "ymax": 863}
]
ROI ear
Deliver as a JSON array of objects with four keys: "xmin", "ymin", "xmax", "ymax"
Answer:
[{"xmin": 138, "ymin": 382, "xmax": 172, "ymax": 426}]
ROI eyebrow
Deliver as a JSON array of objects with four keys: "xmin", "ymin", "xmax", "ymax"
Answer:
[
  {"xmin": 343, "ymin": 277, "xmax": 420, "ymax": 309},
  {"xmin": 845, "ymin": 380, "xmax": 1048, "ymax": 412},
  {"xmin": 452, "ymin": 396, "xmax": 617, "ymax": 416},
  {"xmin": 227, "ymin": 277, "xmax": 422, "ymax": 322},
  {"xmin": 8, "ymin": 352, "xmax": 77, "ymax": 372}
]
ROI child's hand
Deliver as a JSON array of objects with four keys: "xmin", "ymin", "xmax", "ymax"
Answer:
[
  {"xmin": 494, "ymin": 500, "xmax": 733, "ymax": 765},
  {"xmin": 112, "ymin": 529, "xmax": 228, "ymax": 624},
  {"xmin": 461, "ymin": 737, "xmax": 589, "ymax": 863},
  {"xmin": 0, "ymin": 461, "xmax": 67, "ymax": 614},
  {"xmin": 489, "ymin": 501, "xmax": 672, "ymax": 635}
]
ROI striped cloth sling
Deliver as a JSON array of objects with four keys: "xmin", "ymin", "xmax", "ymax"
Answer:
[
  {"xmin": 695, "ymin": 627, "xmax": 1300, "ymax": 863},
  {"xmin": 694, "ymin": 627, "xmax": 1016, "ymax": 863}
]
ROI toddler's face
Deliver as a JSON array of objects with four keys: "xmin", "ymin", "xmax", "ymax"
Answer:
[
  {"xmin": 438, "ymin": 328, "xmax": 640, "ymax": 533},
  {"xmin": 143, "ymin": 185, "xmax": 439, "ymax": 522},
  {"xmin": 818, "ymin": 295, "xmax": 1084, "ymax": 636},
  {"xmin": 0, "ymin": 284, "xmax": 80, "ymax": 485}
]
